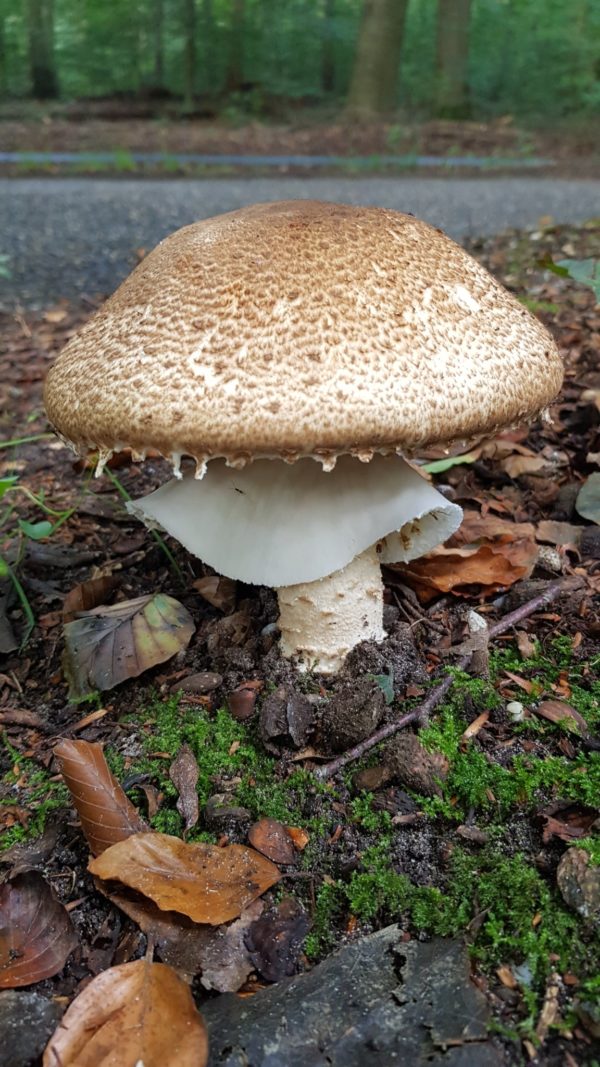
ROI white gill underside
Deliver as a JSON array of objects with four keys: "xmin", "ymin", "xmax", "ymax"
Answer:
[{"xmin": 127, "ymin": 454, "xmax": 463, "ymax": 588}]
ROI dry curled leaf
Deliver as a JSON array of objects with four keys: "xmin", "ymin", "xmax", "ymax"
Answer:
[
  {"xmin": 169, "ymin": 744, "xmax": 200, "ymax": 833},
  {"xmin": 401, "ymin": 539, "xmax": 538, "ymax": 600},
  {"xmin": 0, "ymin": 871, "xmax": 78, "ymax": 988},
  {"xmin": 534, "ymin": 699, "xmax": 589, "ymax": 736},
  {"xmin": 42, "ymin": 959, "xmax": 208, "ymax": 1067},
  {"xmin": 248, "ymin": 818, "xmax": 297, "ymax": 865},
  {"xmin": 89, "ymin": 831, "xmax": 281, "ymax": 924},
  {"xmin": 54, "ymin": 739, "xmax": 147, "ymax": 855},
  {"xmin": 62, "ymin": 575, "xmax": 120, "ymax": 623},
  {"xmin": 62, "ymin": 593, "xmax": 195, "ymax": 699},
  {"xmin": 193, "ymin": 575, "xmax": 237, "ymax": 612}
]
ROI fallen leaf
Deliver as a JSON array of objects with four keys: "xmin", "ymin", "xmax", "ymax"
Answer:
[
  {"xmin": 542, "ymin": 809, "xmax": 596, "ymax": 844},
  {"xmin": 193, "ymin": 575, "xmax": 237, "ymax": 612},
  {"xmin": 534, "ymin": 699, "xmax": 589, "ymax": 735},
  {"xmin": 576, "ymin": 473, "xmax": 600, "ymax": 524},
  {"xmin": 461, "ymin": 711, "xmax": 490, "ymax": 740},
  {"xmin": 536, "ymin": 520, "xmax": 582, "ymax": 546},
  {"xmin": 62, "ymin": 593, "xmax": 195, "ymax": 698},
  {"xmin": 89, "ymin": 831, "xmax": 281, "ymax": 924},
  {"xmin": 496, "ymin": 965, "xmax": 518, "ymax": 989},
  {"xmin": 0, "ymin": 819, "xmax": 60, "ymax": 873},
  {"xmin": 42, "ymin": 959, "xmax": 208, "ymax": 1067},
  {"xmin": 62, "ymin": 575, "xmax": 120, "ymax": 623},
  {"xmin": 401, "ymin": 539, "xmax": 538, "ymax": 599},
  {"xmin": 245, "ymin": 897, "xmax": 310, "ymax": 982},
  {"xmin": 227, "ymin": 680, "xmax": 263, "ymax": 721},
  {"xmin": 95, "ymin": 882, "xmax": 258, "ymax": 988},
  {"xmin": 452, "ymin": 509, "xmax": 535, "ymax": 545},
  {"xmin": 0, "ymin": 871, "xmax": 78, "ymax": 987},
  {"xmin": 248, "ymin": 818, "xmax": 297, "ymax": 865},
  {"xmin": 169, "ymin": 744, "xmax": 199, "ymax": 833},
  {"xmin": 501, "ymin": 453, "xmax": 546, "ymax": 478},
  {"xmin": 285, "ymin": 826, "xmax": 310, "ymax": 851},
  {"xmin": 197, "ymin": 901, "xmax": 264, "ymax": 992},
  {"xmin": 54, "ymin": 739, "xmax": 147, "ymax": 855},
  {"xmin": 516, "ymin": 630, "xmax": 537, "ymax": 659}
]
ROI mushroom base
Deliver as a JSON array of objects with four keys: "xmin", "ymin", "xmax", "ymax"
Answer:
[{"xmin": 277, "ymin": 546, "xmax": 385, "ymax": 674}]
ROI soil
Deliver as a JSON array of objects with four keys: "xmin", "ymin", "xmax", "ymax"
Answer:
[
  {"xmin": 1, "ymin": 102, "xmax": 599, "ymax": 176},
  {"xmin": 0, "ymin": 219, "xmax": 599, "ymax": 1064}
]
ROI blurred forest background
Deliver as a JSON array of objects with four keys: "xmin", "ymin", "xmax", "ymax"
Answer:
[{"xmin": 2, "ymin": 0, "xmax": 599, "ymax": 124}]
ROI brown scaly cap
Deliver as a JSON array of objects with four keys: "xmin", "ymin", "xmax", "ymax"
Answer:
[{"xmin": 44, "ymin": 200, "xmax": 563, "ymax": 469}]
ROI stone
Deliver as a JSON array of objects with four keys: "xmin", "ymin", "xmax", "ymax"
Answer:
[
  {"xmin": 202, "ymin": 928, "xmax": 503, "ymax": 1067},
  {"xmin": 0, "ymin": 990, "xmax": 62, "ymax": 1067}
]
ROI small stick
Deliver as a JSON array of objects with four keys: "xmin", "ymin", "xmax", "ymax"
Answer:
[{"xmin": 314, "ymin": 579, "xmax": 567, "ymax": 782}]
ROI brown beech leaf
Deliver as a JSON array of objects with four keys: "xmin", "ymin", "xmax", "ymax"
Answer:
[
  {"xmin": 62, "ymin": 593, "xmax": 195, "ymax": 699},
  {"xmin": 42, "ymin": 959, "xmax": 208, "ymax": 1067},
  {"xmin": 0, "ymin": 871, "xmax": 78, "ymax": 987},
  {"xmin": 245, "ymin": 897, "xmax": 310, "ymax": 982},
  {"xmin": 248, "ymin": 818, "xmax": 297, "ymax": 865},
  {"xmin": 401, "ymin": 539, "xmax": 538, "ymax": 600},
  {"xmin": 534, "ymin": 699, "xmax": 590, "ymax": 736},
  {"xmin": 193, "ymin": 575, "xmax": 237, "ymax": 612},
  {"xmin": 62, "ymin": 575, "xmax": 120, "ymax": 623},
  {"xmin": 169, "ymin": 744, "xmax": 199, "ymax": 833},
  {"xmin": 97, "ymin": 882, "xmax": 261, "ymax": 989},
  {"xmin": 54, "ymin": 739, "xmax": 147, "ymax": 855},
  {"xmin": 89, "ymin": 831, "xmax": 281, "ymax": 924}
]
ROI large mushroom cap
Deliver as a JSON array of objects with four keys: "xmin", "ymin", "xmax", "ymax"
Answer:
[{"xmin": 44, "ymin": 200, "xmax": 563, "ymax": 467}]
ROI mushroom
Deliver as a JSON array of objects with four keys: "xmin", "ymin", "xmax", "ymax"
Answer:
[{"xmin": 44, "ymin": 200, "xmax": 563, "ymax": 673}]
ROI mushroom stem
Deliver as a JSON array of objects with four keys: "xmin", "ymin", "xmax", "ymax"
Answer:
[{"xmin": 277, "ymin": 545, "xmax": 385, "ymax": 674}]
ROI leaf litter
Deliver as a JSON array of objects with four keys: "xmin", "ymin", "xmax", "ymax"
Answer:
[{"xmin": 0, "ymin": 220, "xmax": 599, "ymax": 1065}]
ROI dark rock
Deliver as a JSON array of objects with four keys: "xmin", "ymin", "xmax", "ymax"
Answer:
[
  {"xmin": 319, "ymin": 676, "xmax": 386, "ymax": 753},
  {"xmin": 202, "ymin": 928, "xmax": 502, "ymax": 1067},
  {"xmin": 383, "ymin": 733, "xmax": 449, "ymax": 797},
  {"xmin": 259, "ymin": 685, "xmax": 315, "ymax": 752},
  {"xmin": 204, "ymin": 794, "xmax": 252, "ymax": 839},
  {"xmin": 0, "ymin": 990, "xmax": 62, "ymax": 1067}
]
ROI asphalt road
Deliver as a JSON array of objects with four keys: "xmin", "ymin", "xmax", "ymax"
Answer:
[{"xmin": 1, "ymin": 176, "xmax": 598, "ymax": 307}]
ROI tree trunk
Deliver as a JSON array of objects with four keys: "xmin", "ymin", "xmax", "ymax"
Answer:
[
  {"xmin": 224, "ymin": 0, "xmax": 245, "ymax": 94},
  {"xmin": 346, "ymin": 0, "xmax": 408, "ymax": 117},
  {"xmin": 321, "ymin": 0, "xmax": 336, "ymax": 96},
  {"xmin": 435, "ymin": 0, "xmax": 472, "ymax": 119},
  {"xmin": 182, "ymin": 0, "xmax": 196, "ymax": 111},
  {"xmin": 26, "ymin": 0, "xmax": 58, "ymax": 99}
]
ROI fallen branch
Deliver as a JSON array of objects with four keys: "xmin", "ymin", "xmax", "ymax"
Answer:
[{"xmin": 314, "ymin": 579, "xmax": 567, "ymax": 781}]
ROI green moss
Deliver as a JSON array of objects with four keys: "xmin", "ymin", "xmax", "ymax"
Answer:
[
  {"xmin": 307, "ymin": 842, "xmax": 597, "ymax": 997},
  {"xmin": 125, "ymin": 696, "xmax": 334, "ymax": 835},
  {"xmin": 0, "ymin": 739, "xmax": 69, "ymax": 849}
]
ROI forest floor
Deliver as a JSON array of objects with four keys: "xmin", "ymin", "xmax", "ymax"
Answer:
[
  {"xmin": 0, "ymin": 220, "xmax": 599, "ymax": 1065},
  {"xmin": 1, "ymin": 101, "xmax": 599, "ymax": 176}
]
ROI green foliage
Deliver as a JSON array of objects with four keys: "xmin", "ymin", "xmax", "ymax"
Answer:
[{"xmin": 2, "ymin": 0, "xmax": 599, "ymax": 120}]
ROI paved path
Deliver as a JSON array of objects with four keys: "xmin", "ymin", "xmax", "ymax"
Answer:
[{"xmin": 1, "ymin": 176, "xmax": 598, "ymax": 307}]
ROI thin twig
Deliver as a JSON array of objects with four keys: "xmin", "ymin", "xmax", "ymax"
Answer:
[{"xmin": 314, "ymin": 578, "xmax": 567, "ymax": 781}]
